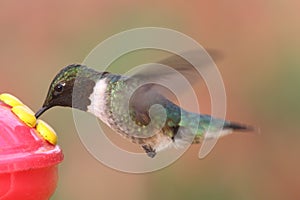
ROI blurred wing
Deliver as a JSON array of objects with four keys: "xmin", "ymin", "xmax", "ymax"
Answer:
[
  {"xmin": 126, "ymin": 49, "xmax": 221, "ymax": 125},
  {"xmin": 127, "ymin": 49, "xmax": 221, "ymax": 101},
  {"xmin": 129, "ymin": 49, "xmax": 221, "ymax": 85}
]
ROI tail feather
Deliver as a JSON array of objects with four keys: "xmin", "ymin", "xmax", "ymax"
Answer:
[
  {"xmin": 223, "ymin": 122, "xmax": 254, "ymax": 132},
  {"xmin": 202, "ymin": 122, "xmax": 254, "ymax": 141}
]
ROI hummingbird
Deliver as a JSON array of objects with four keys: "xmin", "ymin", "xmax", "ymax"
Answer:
[{"xmin": 35, "ymin": 53, "xmax": 252, "ymax": 158}]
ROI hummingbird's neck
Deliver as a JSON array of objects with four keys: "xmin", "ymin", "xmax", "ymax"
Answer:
[
  {"xmin": 86, "ymin": 73, "xmax": 123, "ymax": 125},
  {"xmin": 72, "ymin": 70, "xmax": 109, "ymax": 112},
  {"xmin": 86, "ymin": 77, "xmax": 110, "ymax": 124}
]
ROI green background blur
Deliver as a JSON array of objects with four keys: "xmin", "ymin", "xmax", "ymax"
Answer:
[{"xmin": 0, "ymin": 1, "xmax": 299, "ymax": 199}]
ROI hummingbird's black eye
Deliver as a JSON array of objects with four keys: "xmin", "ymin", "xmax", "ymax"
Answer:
[{"xmin": 54, "ymin": 82, "xmax": 65, "ymax": 96}]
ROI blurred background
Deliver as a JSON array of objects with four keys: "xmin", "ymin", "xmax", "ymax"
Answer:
[{"xmin": 0, "ymin": 1, "xmax": 299, "ymax": 199}]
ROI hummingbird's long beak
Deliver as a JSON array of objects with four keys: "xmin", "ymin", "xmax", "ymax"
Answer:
[{"xmin": 35, "ymin": 107, "xmax": 49, "ymax": 118}]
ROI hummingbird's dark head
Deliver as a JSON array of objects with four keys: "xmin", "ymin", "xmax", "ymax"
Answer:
[{"xmin": 35, "ymin": 64, "xmax": 99, "ymax": 118}]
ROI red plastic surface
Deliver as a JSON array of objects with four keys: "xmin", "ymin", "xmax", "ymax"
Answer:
[
  {"xmin": 0, "ymin": 166, "xmax": 58, "ymax": 200},
  {"xmin": 0, "ymin": 101, "xmax": 63, "ymax": 200}
]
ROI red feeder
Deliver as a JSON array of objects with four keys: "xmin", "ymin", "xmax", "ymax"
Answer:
[{"xmin": 0, "ymin": 101, "xmax": 63, "ymax": 200}]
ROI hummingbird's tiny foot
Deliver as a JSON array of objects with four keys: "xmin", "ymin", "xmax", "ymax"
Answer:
[
  {"xmin": 142, "ymin": 145, "xmax": 156, "ymax": 158},
  {"xmin": 171, "ymin": 136, "xmax": 175, "ymax": 142},
  {"xmin": 147, "ymin": 151, "xmax": 156, "ymax": 158}
]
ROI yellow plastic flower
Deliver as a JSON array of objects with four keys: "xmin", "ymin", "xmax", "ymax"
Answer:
[
  {"xmin": 36, "ymin": 120, "xmax": 57, "ymax": 145},
  {"xmin": 0, "ymin": 93, "xmax": 24, "ymax": 107},
  {"xmin": 11, "ymin": 105, "xmax": 36, "ymax": 127}
]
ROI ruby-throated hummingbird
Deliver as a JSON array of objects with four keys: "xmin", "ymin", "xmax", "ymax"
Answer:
[{"xmin": 35, "ymin": 53, "xmax": 252, "ymax": 158}]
